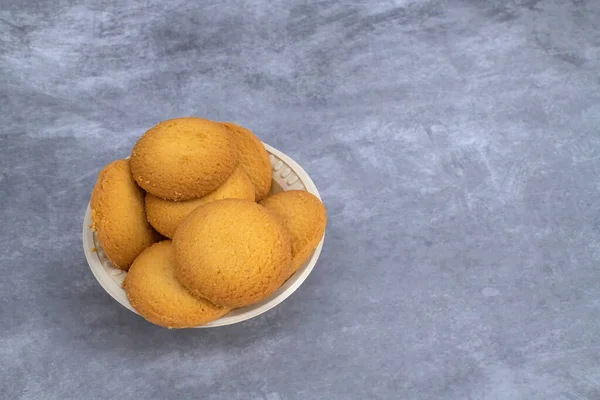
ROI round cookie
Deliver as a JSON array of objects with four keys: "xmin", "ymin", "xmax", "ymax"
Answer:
[
  {"xmin": 222, "ymin": 122, "xmax": 272, "ymax": 201},
  {"xmin": 173, "ymin": 199, "xmax": 292, "ymax": 308},
  {"xmin": 260, "ymin": 190, "xmax": 326, "ymax": 278},
  {"xmin": 90, "ymin": 159, "xmax": 160, "ymax": 270},
  {"xmin": 130, "ymin": 117, "xmax": 238, "ymax": 201},
  {"xmin": 124, "ymin": 241, "xmax": 230, "ymax": 328},
  {"xmin": 145, "ymin": 167, "xmax": 255, "ymax": 239}
]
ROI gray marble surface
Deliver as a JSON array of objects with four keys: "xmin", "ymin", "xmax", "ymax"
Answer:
[{"xmin": 2, "ymin": 0, "xmax": 600, "ymax": 399}]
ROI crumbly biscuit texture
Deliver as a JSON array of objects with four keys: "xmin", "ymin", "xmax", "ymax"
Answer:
[
  {"xmin": 173, "ymin": 199, "xmax": 292, "ymax": 308},
  {"xmin": 90, "ymin": 159, "xmax": 159, "ymax": 270},
  {"xmin": 222, "ymin": 122, "xmax": 272, "ymax": 201},
  {"xmin": 145, "ymin": 166, "xmax": 255, "ymax": 239},
  {"xmin": 130, "ymin": 117, "xmax": 238, "ymax": 201},
  {"xmin": 261, "ymin": 190, "xmax": 326, "ymax": 278},
  {"xmin": 124, "ymin": 241, "xmax": 230, "ymax": 328}
]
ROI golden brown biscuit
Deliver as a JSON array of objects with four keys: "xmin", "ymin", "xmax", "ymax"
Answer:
[
  {"xmin": 145, "ymin": 167, "xmax": 255, "ymax": 239},
  {"xmin": 90, "ymin": 159, "xmax": 160, "ymax": 270},
  {"xmin": 124, "ymin": 241, "xmax": 230, "ymax": 328},
  {"xmin": 222, "ymin": 122, "xmax": 272, "ymax": 201},
  {"xmin": 130, "ymin": 117, "xmax": 238, "ymax": 201},
  {"xmin": 173, "ymin": 199, "xmax": 292, "ymax": 308},
  {"xmin": 261, "ymin": 190, "xmax": 326, "ymax": 278}
]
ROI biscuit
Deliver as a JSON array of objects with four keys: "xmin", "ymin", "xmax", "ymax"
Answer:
[
  {"xmin": 173, "ymin": 199, "xmax": 292, "ymax": 308},
  {"xmin": 130, "ymin": 117, "xmax": 238, "ymax": 201},
  {"xmin": 145, "ymin": 167, "xmax": 255, "ymax": 239},
  {"xmin": 124, "ymin": 241, "xmax": 230, "ymax": 328},
  {"xmin": 222, "ymin": 122, "xmax": 272, "ymax": 201},
  {"xmin": 260, "ymin": 190, "xmax": 326, "ymax": 278},
  {"xmin": 90, "ymin": 159, "xmax": 160, "ymax": 270}
]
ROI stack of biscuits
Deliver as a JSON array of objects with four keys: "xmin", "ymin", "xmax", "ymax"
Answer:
[{"xmin": 89, "ymin": 117, "xmax": 326, "ymax": 328}]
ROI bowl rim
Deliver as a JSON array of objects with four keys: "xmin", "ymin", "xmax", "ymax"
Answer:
[{"xmin": 82, "ymin": 142, "xmax": 324, "ymax": 328}]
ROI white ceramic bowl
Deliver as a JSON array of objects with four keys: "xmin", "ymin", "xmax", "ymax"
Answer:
[{"xmin": 82, "ymin": 143, "xmax": 324, "ymax": 328}]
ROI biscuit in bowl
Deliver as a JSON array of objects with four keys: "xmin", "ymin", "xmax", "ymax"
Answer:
[
  {"xmin": 124, "ymin": 241, "xmax": 230, "ymax": 328},
  {"xmin": 173, "ymin": 199, "xmax": 292, "ymax": 308},
  {"xmin": 130, "ymin": 117, "xmax": 238, "ymax": 201},
  {"xmin": 261, "ymin": 190, "xmax": 326, "ymax": 278},
  {"xmin": 145, "ymin": 167, "xmax": 255, "ymax": 239},
  {"xmin": 90, "ymin": 159, "xmax": 160, "ymax": 270},
  {"xmin": 222, "ymin": 122, "xmax": 272, "ymax": 201}
]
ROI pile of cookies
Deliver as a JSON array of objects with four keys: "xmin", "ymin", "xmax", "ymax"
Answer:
[{"xmin": 89, "ymin": 117, "xmax": 326, "ymax": 328}]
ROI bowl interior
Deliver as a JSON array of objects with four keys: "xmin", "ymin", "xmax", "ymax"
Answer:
[{"xmin": 83, "ymin": 144, "xmax": 324, "ymax": 328}]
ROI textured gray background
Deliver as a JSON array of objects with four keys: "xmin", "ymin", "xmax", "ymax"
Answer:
[{"xmin": 1, "ymin": 0, "xmax": 600, "ymax": 399}]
